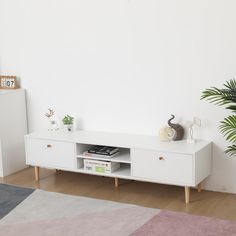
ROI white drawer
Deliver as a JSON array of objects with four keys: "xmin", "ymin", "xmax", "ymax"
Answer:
[
  {"xmin": 25, "ymin": 138, "xmax": 76, "ymax": 169},
  {"xmin": 132, "ymin": 149, "xmax": 193, "ymax": 185}
]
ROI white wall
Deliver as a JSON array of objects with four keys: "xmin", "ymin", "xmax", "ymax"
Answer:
[{"xmin": 1, "ymin": 0, "xmax": 236, "ymax": 193}]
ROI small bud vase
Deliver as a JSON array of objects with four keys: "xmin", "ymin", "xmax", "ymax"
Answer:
[{"xmin": 48, "ymin": 118, "xmax": 59, "ymax": 131}]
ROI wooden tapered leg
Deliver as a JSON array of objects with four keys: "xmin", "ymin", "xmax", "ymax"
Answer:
[
  {"xmin": 35, "ymin": 166, "xmax": 39, "ymax": 181},
  {"xmin": 185, "ymin": 186, "xmax": 190, "ymax": 204},
  {"xmin": 115, "ymin": 178, "xmax": 119, "ymax": 188},
  {"xmin": 197, "ymin": 182, "xmax": 202, "ymax": 192}
]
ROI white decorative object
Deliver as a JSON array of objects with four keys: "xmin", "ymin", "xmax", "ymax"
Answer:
[
  {"xmin": 186, "ymin": 117, "xmax": 201, "ymax": 144},
  {"xmin": 45, "ymin": 109, "xmax": 59, "ymax": 131},
  {"xmin": 0, "ymin": 89, "xmax": 27, "ymax": 177},
  {"xmin": 49, "ymin": 119, "xmax": 59, "ymax": 131},
  {"xmin": 158, "ymin": 126, "xmax": 175, "ymax": 142},
  {"xmin": 25, "ymin": 130, "xmax": 212, "ymax": 204}
]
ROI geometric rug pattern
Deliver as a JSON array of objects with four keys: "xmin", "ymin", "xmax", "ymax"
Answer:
[
  {"xmin": 0, "ymin": 184, "xmax": 236, "ymax": 236},
  {"xmin": 0, "ymin": 183, "xmax": 34, "ymax": 219}
]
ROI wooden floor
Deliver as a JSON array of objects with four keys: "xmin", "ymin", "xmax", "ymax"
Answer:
[{"xmin": 1, "ymin": 167, "xmax": 236, "ymax": 221}]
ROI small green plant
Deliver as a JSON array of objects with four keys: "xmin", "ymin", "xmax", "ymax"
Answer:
[
  {"xmin": 201, "ymin": 79, "xmax": 236, "ymax": 156},
  {"xmin": 62, "ymin": 115, "xmax": 74, "ymax": 125}
]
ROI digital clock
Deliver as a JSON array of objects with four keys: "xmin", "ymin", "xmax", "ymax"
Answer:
[{"xmin": 0, "ymin": 76, "xmax": 17, "ymax": 89}]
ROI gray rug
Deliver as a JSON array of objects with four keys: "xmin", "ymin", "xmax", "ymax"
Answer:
[
  {"xmin": 0, "ymin": 183, "xmax": 34, "ymax": 219},
  {"xmin": 0, "ymin": 185, "xmax": 235, "ymax": 236}
]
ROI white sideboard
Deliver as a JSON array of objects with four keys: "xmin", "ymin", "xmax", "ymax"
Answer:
[
  {"xmin": 25, "ymin": 130, "xmax": 212, "ymax": 203},
  {"xmin": 0, "ymin": 89, "xmax": 28, "ymax": 177}
]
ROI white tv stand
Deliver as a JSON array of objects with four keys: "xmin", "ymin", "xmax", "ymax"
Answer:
[{"xmin": 25, "ymin": 130, "xmax": 212, "ymax": 204}]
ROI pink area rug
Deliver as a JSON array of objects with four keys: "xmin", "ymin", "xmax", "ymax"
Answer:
[
  {"xmin": 132, "ymin": 210, "xmax": 236, "ymax": 236},
  {"xmin": 0, "ymin": 187, "xmax": 235, "ymax": 236}
]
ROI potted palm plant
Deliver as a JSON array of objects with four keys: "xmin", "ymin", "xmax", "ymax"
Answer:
[
  {"xmin": 201, "ymin": 79, "xmax": 236, "ymax": 156},
  {"xmin": 62, "ymin": 115, "xmax": 74, "ymax": 132}
]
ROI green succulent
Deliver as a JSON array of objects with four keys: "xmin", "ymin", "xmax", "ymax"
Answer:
[
  {"xmin": 62, "ymin": 115, "xmax": 74, "ymax": 125},
  {"xmin": 201, "ymin": 79, "xmax": 236, "ymax": 156}
]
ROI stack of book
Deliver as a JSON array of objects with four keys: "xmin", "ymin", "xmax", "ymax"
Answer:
[{"xmin": 83, "ymin": 145, "xmax": 119, "ymax": 159}]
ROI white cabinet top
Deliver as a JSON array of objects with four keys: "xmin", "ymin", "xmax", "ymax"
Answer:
[
  {"xmin": 0, "ymin": 88, "xmax": 25, "ymax": 95},
  {"xmin": 25, "ymin": 130, "xmax": 211, "ymax": 155}
]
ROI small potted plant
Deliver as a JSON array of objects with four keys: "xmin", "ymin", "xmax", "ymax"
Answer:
[{"xmin": 62, "ymin": 115, "xmax": 74, "ymax": 132}]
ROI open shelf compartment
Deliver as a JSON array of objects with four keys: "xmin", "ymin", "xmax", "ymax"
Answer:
[
  {"xmin": 77, "ymin": 163, "xmax": 131, "ymax": 178},
  {"xmin": 76, "ymin": 143, "xmax": 131, "ymax": 164},
  {"xmin": 76, "ymin": 143, "xmax": 131, "ymax": 178}
]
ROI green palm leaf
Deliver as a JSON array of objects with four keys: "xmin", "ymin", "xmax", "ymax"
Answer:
[
  {"xmin": 202, "ymin": 79, "xmax": 236, "ymax": 157},
  {"xmin": 226, "ymin": 105, "xmax": 236, "ymax": 112},
  {"xmin": 225, "ymin": 145, "xmax": 236, "ymax": 157},
  {"xmin": 219, "ymin": 115, "xmax": 236, "ymax": 143},
  {"xmin": 201, "ymin": 79, "xmax": 236, "ymax": 112},
  {"xmin": 224, "ymin": 79, "xmax": 236, "ymax": 91}
]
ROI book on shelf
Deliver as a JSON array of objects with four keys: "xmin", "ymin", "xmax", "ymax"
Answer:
[
  {"xmin": 88, "ymin": 145, "xmax": 119, "ymax": 156},
  {"xmin": 83, "ymin": 151, "xmax": 119, "ymax": 159},
  {"xmin": 84, "ymin": 159, "xmax": 120, "ymax": 174}
]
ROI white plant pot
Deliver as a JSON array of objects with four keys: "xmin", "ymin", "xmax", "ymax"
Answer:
[{"xmin": 65, "ymin": 124, "xmax": 73, "ymax": 132}]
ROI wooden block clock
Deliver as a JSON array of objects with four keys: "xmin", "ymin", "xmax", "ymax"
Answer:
[{"xmin": 0, "ymin": 76, "xmax": 17, "ymax": 89}]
